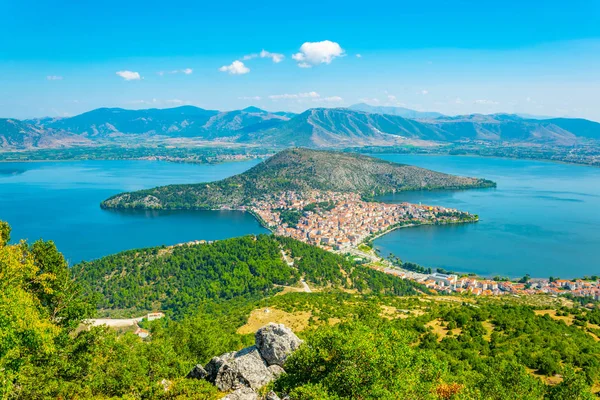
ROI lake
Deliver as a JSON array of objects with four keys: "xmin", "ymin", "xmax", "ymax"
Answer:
[
  {"xmin": 0, "ymin": 160, "xmax": 267, "ymax": 263},
  {"xmin": 373, "ymin": 155, "xmax": 600, "ymax": 279},
  {"xmin": 1, "ymin": 155, "xmax": 599, "ymax": 278}
]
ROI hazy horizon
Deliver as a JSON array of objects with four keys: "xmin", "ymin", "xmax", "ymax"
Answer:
[{"xmin": 3, "ymin": 102, "xmax": 595, "ymax": 123}]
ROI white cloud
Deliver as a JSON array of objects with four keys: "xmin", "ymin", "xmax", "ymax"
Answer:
[
  {"xmin": 359, "ymin": 97, "xmax": 380, "ymax": 105},
  {"xmin": 158, "ymin": 68, "xmax": 193, "ymax": 76},
  {"xmin": 356, "ymin": 54, "xmax": 362, "ymax": 58},
  {"xmin": 219, "ymin": 60, "xmax": 250, "ymax": 75},
  {"xmin": 474, "ymin": 99, "xmax": 499, "ymax": 105},
  {"xmin": 418, "ymin": 90, "xmax": 429, "ymax": 95},
  {"xmin": 268, "ymin": 92, "xmax": 342, "ymax": 103},
  {"xmin": 46, "ymin": 75, "xmax": 63, "ymax": 81},
  {"xmin": 321, "ymin": 96, "xmax": 343, "ymax": 103},
  {"xmin": 269, "ymin": 91, "xmax": 320, "ymax": 100},
  {"xmin": 238, "ymin": 96, "xmax": 262, "ymax": 100},
  {"xmin": 260, "ymin": 50, "xmax": 284, "ymax": 63},
  {"xmin": 454, "ymin": 97, "xmax": 464, "ymax": 104},
  {"xmin": 242, "ymin": 50, "xmax": 285, "ymax": 63},
  {"xmin": 292, "ymin": 40, "xmax": 345, "ymax": 67},
  {"xmin": 116, "ymin": 70, "xmax": 141, "ymax": 81},
  {"xmin": 166, "ymin": 99, "xmax": 185, "ymax": 105}
]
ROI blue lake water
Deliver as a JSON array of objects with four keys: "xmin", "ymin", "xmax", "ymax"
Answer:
[
  {"xmin": 0, "ymin": 160, "xmax": 267, "ymax": 263},
  {"xmin": 372, "ymin": 155, "xmax": 600, "ymax": 279},
  {"xmin": 1, "ymin": 155, "xmax": 599, "ymax": 278}
]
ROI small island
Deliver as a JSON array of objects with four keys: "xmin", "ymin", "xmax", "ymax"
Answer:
[{"xmin": 102, "ymin": 148, "xmax": 494, "ymax": 251}]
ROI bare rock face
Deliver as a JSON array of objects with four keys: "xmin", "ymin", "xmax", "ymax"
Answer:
[
  {"xmin": 223, "ymin": 386, "xmax": 259, "ymax": 400},
  {"xmin": 205, "ymin": 346, "xmax": 275, "ymax": 391},
  {"xmin": 268, "ymin": 364, "xmax": 285, "ymax": 378},
  {"xmin": 186, "ymin": 364, "xmax": 208, "ymax": 380},
  {"xmin": 255, "ymin": 323, "xmax": 303, "ymax": 367}
]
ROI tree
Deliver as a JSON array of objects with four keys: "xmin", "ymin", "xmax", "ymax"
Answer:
[{"xmin": 0, "ymin": 220, "xmax": 10, "ymax": 246}]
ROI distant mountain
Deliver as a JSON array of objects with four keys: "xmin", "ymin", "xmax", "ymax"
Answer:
[
  {"xmin": 348, "ymin": 103, "xmax": 445, "ymax": 119},
  {"xmin": 47, "ymin": 106, "xmax": 220, "ymax": 137},
  {"xmin": 2, "ymin": 105, "xmax": 600, "ymax": 150},
  {"xmin": 240, "ymin": 108, "xmax": 445, "ymax": 147},
  {"xmin": 0, "ymin": 119, "xmax": 43, "ymax": 149},
  {"xmin": 425, "ymin": 114, "xmax": 590, "ymax": 144},
  {"xmin": 101, "ymin": 148, "xmax": 495, "ymax": 210},
  {"xmin": 0, "ymin": 118, "xmax": 92, "ymax": 150},
  {"xmin": 202, "ymin": 108, "xmax": 290, "ymax": 139}
]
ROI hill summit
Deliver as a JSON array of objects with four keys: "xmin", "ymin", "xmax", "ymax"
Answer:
[{"xmin": 101, "ymin": 148, "xmax": 495, "ymax": 210}]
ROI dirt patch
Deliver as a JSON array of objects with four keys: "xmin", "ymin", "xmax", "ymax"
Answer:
[
  {"xmin": 274, "ymin": 285, "xmax": 306, "ymax": 296},
  {"xmin": 534, "ymin": 310, "xmax": 574, "ymax": 325},
  {"xmin": 426, "ymin": 318, "xmax": 462, "ymax": 342},
  {"xmin": 526, "ymin": 368, "xmax": 564, "ymax": 386},
  {"xmin": 482, "ymin": 321, "xmax": 494, "ymax": 341},
  {"xmin": 380, "ymin": 305, "xmax": 424, "ymax": 320},
  {"xmin": 237, "ymin": 307, "xmax": 312, "ymax": 334}
]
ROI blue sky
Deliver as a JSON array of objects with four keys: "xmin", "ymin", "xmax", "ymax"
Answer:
[{"xmin": 1, "ymin": 0, "xmax": 600, "ymax": 120}]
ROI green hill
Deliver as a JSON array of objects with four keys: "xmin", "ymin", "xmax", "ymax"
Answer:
[
  {"xmin": 101, "ymin": 148, "xmax": 495, "ymax": 210},
  {"xmin": 3, "ymin": 218, "xmax": 600, "ymax": 399},
  {"xmin": 77, "ymin": 234, "xmax": 424, "ymax": 316}
]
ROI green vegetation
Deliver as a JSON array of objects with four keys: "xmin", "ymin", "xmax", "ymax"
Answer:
[
  {"xmin": 303, "ymin": 200, "xmax": 336, "ymax": 212},
  {"xmin": 0, "ymin": 145, "xmax": 274, "ymax": 163},
  {"xmin": 3, "ymin": 218, "xmax": 599, "ymax": 399},
  {"xmin": 277, "ymin": 209, "xmax": 303, "ymax": 227},
  {"xmin": 101, "ymin": 148, "xmax": 496, "ymax": 210},
  {"xmin": 78, "ymin": 234, "xmax": 425, "ymax": 317}
]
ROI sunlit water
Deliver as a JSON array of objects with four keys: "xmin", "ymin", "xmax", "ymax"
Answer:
[
  {"xmin": 372, "ymin": 155, "xmax": 600, "ymax": 278},
  {"xmin": 2, "ymin": 155, "xmax": 599, "ymax": 278},
  {"xmin": 0, "ymin": 160, "xmax": 267, "ymax": 263}
]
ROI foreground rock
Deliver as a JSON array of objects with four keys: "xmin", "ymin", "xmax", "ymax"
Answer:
[
  {"xmin": 255, "ymin": 323, "xmax": 302, "ymax": 367},
  {"xmin": 206, "ymin": 346, "xmax": 274, "ymax": 391},
  {"xmin": 223, "ymin": 387, "xmax": 260, "ymax": 400},
  {"xmin": 188, "ymin": 323, "xmax": 301, "ymax": 399}
]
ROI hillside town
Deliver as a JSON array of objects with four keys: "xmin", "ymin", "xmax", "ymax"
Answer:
[
  {"xmin": 247, "ymin": 190, "xmax": 477, "ymax": 251},
  {"xmin": 242, "ymin": 190, "xmax": 600, "ymax": 301},
  {"xmin": 379, "ymin": 266, "xmax": 600, "ymax": 300}
]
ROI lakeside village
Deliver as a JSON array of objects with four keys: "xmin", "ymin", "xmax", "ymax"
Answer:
[{"xmin": 240, "ymin": 190, "xmax": 600, "ymax": 301}]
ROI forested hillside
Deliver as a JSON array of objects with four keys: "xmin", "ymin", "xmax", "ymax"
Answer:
[
  {"xmin": 77, "ymin": 234, "xmax": 425, "ymax": 316},
  {"xmin": 2, "ymin": 219, "xmax": 599, "ymax": 399},
  {"xmin": 100, "ymin": 148, "xmax": 495, "ymax": 210}
]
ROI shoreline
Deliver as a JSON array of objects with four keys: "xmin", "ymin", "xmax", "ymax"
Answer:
[{"xmin": 0, "ymin": 149, "xmax": 597, "ymax": 169}]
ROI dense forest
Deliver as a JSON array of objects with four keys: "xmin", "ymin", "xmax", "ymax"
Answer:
[
  {"xmin": 100, "ymin": 148, "xmax": 495, "ymax": 210},
  {"xmin": 2, "ymin": 219, "xmax": 599, "ymax": 399},
  {"xmin": 78, "ymin": 234, "xmax": 425, "ymax": 317}
]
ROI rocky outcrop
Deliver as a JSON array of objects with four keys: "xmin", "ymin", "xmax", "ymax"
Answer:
[
  {"xmin": 187, "ymin": 323, "xmax": 301, "ymax": 399},
  {"xmin": 255, "ymin": 323, "xmax": 303, "ymax": 367},
  {"xmin": 223, "ymin": 387, "xmax": 260, "ymax": 400},
  {"xmin": 206, "ymin": 346, "xmax": 274, "ymax": 391},
  {"xmin": 186, "ymin": 364, "xmax": 208, "ymax": 380}
]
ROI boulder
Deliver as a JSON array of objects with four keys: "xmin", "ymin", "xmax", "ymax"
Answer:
[
  {"xmin": 205, "ymin": 346, "xmax": 275, "ymax": 391},
  {"xmin": 186, "ymin": 364, "xmax": 208, "ymax": 380},
  {"xmin": 268, "ymin": 364, "xmax": 285, "ymax": 378},
  {"xmin": 265, "ymin": 391, "xmax": 281, "ymax": 400},
  {"xmin": 223, "ymin": 387, "xmax": 259, "ymax": 400},
  {"xmin": 255, "ymin": 323, "xmax": 302, "ymax": 367}
]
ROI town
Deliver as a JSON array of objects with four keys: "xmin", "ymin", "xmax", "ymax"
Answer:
[
  {"xmin": 246, "ymin": 190, "xmax": 477, "ymax": 251},
  {"xmin": 379, "ymin": 267, "xmax": 600, "ymax": 301},
  {"xmin": 236, "ymin": 190, "xmax": 600, "ymax": 302}
]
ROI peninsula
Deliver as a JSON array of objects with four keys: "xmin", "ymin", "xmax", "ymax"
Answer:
[{"xmin": 102, "ymin": 148, "xmax": 494, "ymax": 250}]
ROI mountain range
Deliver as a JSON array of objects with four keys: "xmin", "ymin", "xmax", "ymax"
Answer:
[{"xmin": 2, "ymin": 104, "xmax": 600, "ymax": 150}]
